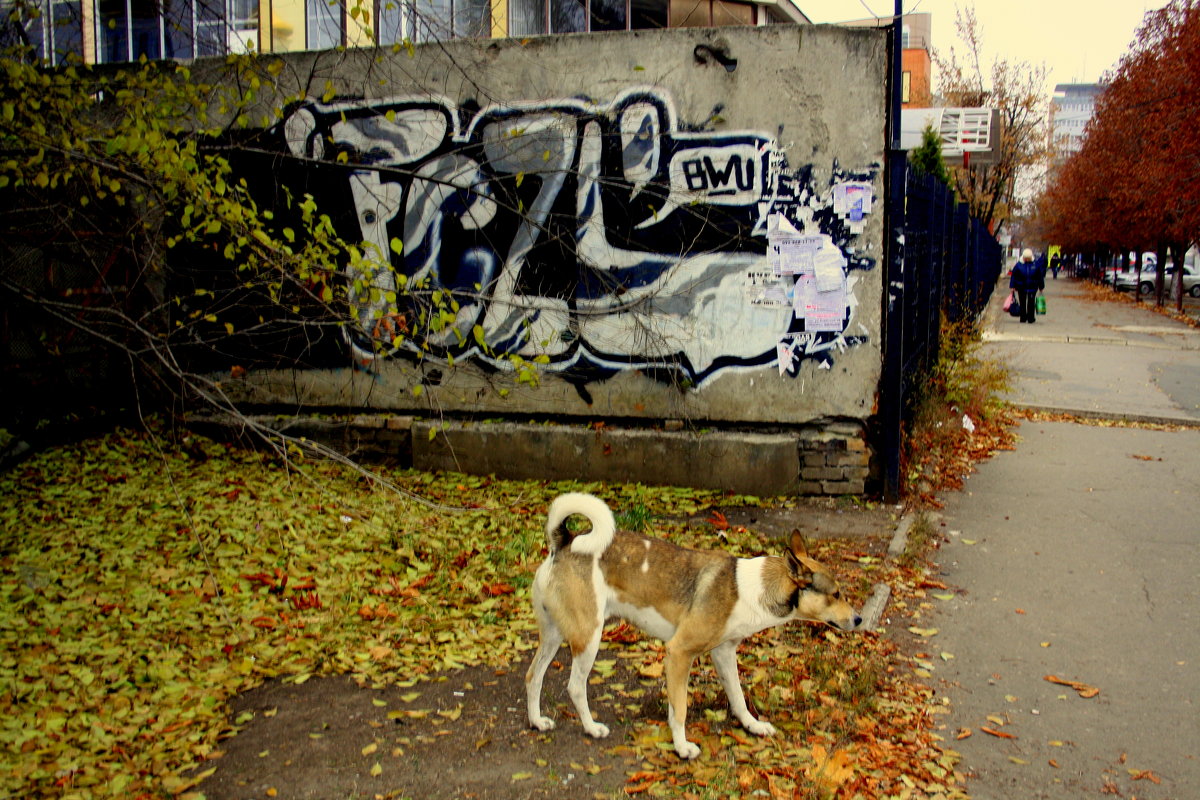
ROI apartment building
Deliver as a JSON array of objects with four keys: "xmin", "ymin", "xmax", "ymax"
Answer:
[
  {"xmin": 7, "ymin": 0, "xmax": 813, "ymax": 64},
  {"xmin": 1050, "ymin": 82, "xmax": 1104, "ymax": 160}
]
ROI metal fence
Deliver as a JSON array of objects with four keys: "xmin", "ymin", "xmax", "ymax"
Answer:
[{"xmin": 879, "ymin": 155, "xmax": 1003, "ymax": 501}]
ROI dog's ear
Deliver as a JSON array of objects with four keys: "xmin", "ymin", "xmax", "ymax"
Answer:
[{"xmin": 787, "ymin": 530, "xmax": 813, "ymax": 581}]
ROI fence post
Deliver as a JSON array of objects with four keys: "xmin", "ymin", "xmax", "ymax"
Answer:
[{"xmin": 880, "ymin": 151, "xmax": 907, "ymax": 504}]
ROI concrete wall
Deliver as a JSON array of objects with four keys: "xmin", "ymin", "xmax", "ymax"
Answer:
[{"xmin": 199, "ymin": 25, "xmax": 890, "ymax": 494}]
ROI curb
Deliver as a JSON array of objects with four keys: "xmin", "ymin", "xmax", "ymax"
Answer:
[
  {"xmin": 1010, "ymin": 403, "xmax": 1200, "ymax": 428},
  {"xmin": 858, "ymin": 510, "xmax": 918, "ymax": 631}
]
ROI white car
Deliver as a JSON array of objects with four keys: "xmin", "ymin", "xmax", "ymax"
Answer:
[{"xmin": 1114, "ymin": 256, "xmax": 1200, "ymax": 298}]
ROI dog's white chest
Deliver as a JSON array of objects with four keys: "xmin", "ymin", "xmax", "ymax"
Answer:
[
  {"xmin": 606, "ymin": 598, "xmax": 677, "ymax": 641},
  {"xmin": 721, "ymin": 558, "xmax": 791, "ymax": 641}
]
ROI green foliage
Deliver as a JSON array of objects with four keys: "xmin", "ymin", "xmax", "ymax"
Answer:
[
  {"xmin": 908, "ymin": 125, "xmax": 951, "ymax": 187},
  {"xmin": 928, "ymin": 314, "xmax": 1009, "ymax": 418},
  {"xmin": 904, "ymin": 313, "xmax": 1014, "ymax": 499}
]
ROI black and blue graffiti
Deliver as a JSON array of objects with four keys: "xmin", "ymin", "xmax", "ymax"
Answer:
[{"xmin": 256, "ymin": 87, "xmax": 877, "ymax": 386}]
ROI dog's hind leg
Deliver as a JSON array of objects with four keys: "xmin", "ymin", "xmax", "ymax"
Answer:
[
  {"xmin": 525, "ymin": 620, "xmax": 564, "ymax": 731},
  {"xmin": 711, "ymin": 640, "xmax": 776, "ymax": 737},
  {"xmin": 566, "ymin": 626, "xmax": 610, "ymax": 739}
]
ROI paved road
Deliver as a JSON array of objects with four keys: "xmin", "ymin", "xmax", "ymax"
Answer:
[{"xmin": 928, "ymin": 276, "xmax": 1200, "ymax": 800}]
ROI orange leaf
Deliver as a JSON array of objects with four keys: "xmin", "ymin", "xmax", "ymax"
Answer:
[
  {"xmin": 1044, "ymin": 675, "xmax": 1100, "ymax": 698},
  {"xmin": 1129, "ymin": 769, "xmax": 1161, "ymax": 784},
  {"xmin": 707, "ymin": 511, "xmax": 729, "ymax": 530},
  {"xmin": 484, "ymin": 582, "xmax": 515, "ymax": 596},
  {"xmin": 981, "ymin": 726, "xmax": 1017, "ymax": 739},
  {"xmin": 408, "ymin": 574, "xmax": 435, "ymax": 591},
  {"xmin": 626, "ymin": 771, "xmax": 661, "ymax": 783},
  {"xmin": 955, "ymin": 728, "xmax": 973, "ymax": 740}
]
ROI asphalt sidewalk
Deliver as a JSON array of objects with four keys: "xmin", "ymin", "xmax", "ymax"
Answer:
[
  {"xmin": 983, "ymin": 276, "xmax": 1200, "ymax": 423},
  {"xmin": 927, "ymin": 275, "xmax": 1200, "ymax": 799}
]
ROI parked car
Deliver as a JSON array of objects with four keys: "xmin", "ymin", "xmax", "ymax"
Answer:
[{"xmin": 1114, "ymin": 252, "xmax": 1200, "ymax": 297}]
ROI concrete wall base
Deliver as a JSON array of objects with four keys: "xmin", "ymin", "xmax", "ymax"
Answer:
[{"xmin": 188, "ymin": 414, "xmax": 876, "ymax": 497}]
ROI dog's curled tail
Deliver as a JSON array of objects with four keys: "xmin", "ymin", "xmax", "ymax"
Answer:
[{"xmin": 545, "ymin": 492, "xmax": 616, "ymax": 557}]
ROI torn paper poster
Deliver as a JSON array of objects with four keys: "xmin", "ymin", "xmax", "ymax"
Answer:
[
  {"xmin": 768, "ymin": 234, "xmax": 824, "ymax": 277},
  {"xmin": 833, "ymin": 182, "xmax": 873, "ymax": 217},
  {"xmin": 813, "ymin": 247, "xmax": 847, "ymax": 294},
  {"xmin": 745, "ymin": 269, "xmax": 792, "ymax": 306},
  {"xmin": 793, "ymin": 273, "xmax": 847, "ymax": 332}
]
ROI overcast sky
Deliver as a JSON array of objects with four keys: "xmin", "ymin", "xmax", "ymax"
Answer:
[{"xmin": 798, "ymin": 0, "xmax": 1156, "ymax": 97}]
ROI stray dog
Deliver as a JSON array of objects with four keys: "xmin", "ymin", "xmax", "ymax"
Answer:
[{"xmin": 525, "ymin": 492, "xmax": 861, "ymax": 759}]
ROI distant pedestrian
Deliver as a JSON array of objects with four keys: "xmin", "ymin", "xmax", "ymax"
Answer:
[
  {"xmin": 1050, "ymin": 254, "xmax": 1061, "ymax": 279},
  {"xmin": 1009, "ymin": 248, "xmax": 1044, "ymax": 324}
]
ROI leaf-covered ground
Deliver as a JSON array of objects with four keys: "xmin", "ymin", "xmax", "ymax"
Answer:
[{"xmin": 0, "ymin": 428, "xmax": 967, "ymax": 799}]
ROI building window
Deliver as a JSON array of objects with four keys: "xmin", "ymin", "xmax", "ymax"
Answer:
[
  {"xmin": 93, "ymin": 0, "xmax": 258, "ymax": 63},
  {"xmin": 511, "ymin": 0, "xmax": 613, "ymax": 34},
  {"xmin": 13, "ymin": 0, "xmax": 84, "ymax": 64},
  {"xmin": 407, "ymin": 0, "xmax": 489, "ymax": 41},
  {"xmin": 377, "ymin": 0, "xmax": 406, "ymax": 43},
  {"xmin": 306, "ymin": 0, "xmax": 343, "ymax": 48},
  {"xmin": 669, "ymin": 0, "xmax": 750, "ymax": 27}
]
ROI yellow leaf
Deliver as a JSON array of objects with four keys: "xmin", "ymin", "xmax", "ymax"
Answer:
[
  {"xmin": 638, "ymin": 661, "xmax": 664, "ymax": 679},
  {"xmin": 511, "ymin": 772, "xmax": 533, "ymax": 782},
  {"xmin": 370, "ymin": 761, "xmax": 382, "ymax": 776},
  {"xmin": 362, "ymin": 742, "xmax": 378, "ymax": 756}
]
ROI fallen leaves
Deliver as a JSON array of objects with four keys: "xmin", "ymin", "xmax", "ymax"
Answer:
[{"xmin": 0, "ymin": 427, "xmax": 974, "ymax": 800}]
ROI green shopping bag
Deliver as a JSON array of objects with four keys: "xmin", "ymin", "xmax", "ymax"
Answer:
[{"xmin": 1036, "ymin": 295, "xmax": 1047, "ymax": 315}]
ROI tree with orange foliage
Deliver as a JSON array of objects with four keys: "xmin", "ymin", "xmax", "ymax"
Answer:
[{"xmin": 1037, "ymin": 0, "xmax": 1199, "ymax": 309}]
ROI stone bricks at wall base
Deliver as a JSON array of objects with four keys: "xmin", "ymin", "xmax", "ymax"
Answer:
[{"xmin": 187, "ymin": 414, "xmax": 876, "ymax": 497}]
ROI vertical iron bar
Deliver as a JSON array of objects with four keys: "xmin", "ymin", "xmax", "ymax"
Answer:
[{"xmin": 880, "ymin": 2, "xmax": 906, "ymax": 503}]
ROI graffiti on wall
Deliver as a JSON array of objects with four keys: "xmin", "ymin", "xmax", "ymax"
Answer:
[{"xmin": 270, "ymin": 87, "xmax": 877, "ymax": 386}]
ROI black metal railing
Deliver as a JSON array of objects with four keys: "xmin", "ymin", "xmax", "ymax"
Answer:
[{"xmin": 879, "ymin": 158, "xmax": 1003, "ymax": 501}]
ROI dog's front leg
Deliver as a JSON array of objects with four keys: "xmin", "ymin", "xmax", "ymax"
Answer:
[
  {"xmin": 711, "ymin": 640, "xmax": 776, "ymax": 737},
  {"xmin": 664, "ymin": 642, "xmax": 701, "ymax": 759}
]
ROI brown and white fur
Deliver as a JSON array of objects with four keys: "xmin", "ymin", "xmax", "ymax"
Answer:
[{"xmin": 525, "ymin": 492, "xmax": 862, "ymax": 760}]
